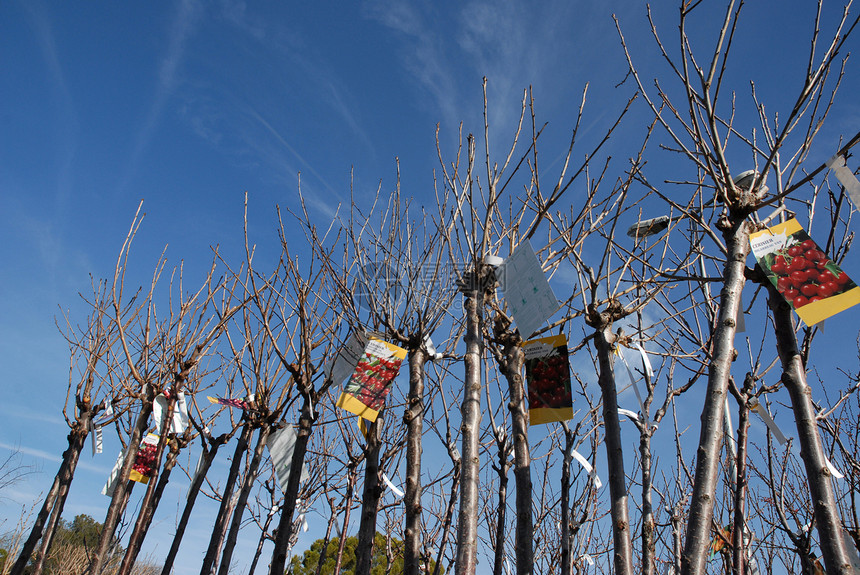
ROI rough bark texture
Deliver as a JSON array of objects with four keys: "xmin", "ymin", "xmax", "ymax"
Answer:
[
  {"xmin": 560, "ymin": 430, "xmax": 573, "ymax": 575},
  {"xmin": 218, "ymin": 425, "xmax": 271, "ymax": 575},
  {"xmin": 770, "ymin": 287, "xmax": 854, "ymax": 574},
  {"xmin": 19, "ymin": 416, "xmax": 89, "ymax": 575},
  {"xmin": 119, "ymin": 434, "xmax": 183, "ymax": 575},
  {"xmin": 501, "ymin": 339, "xmax": 533, "ymax": 575},
  {"xmin": 160, "ymin": 438, "xmax": 223, "ymax": 575},
  {"xmin": 640, "ymin": 428, "xmax": 655, "ymax": 575},
  {"xmin": 200, "ymin": 422, "xmax": 253, "ymax": 575},
  {"xmin": 682, "ymin": 217, "xmax": 749, "ymax": 575},
  {"xmin": 90, "ymin": 396, "xmax": 155, "ymax": 575},
  {"xmin": 355, "ymin": 415, "xmax": 384, "ymax": 575},
  {"xmin": 732, "ymin": 395, "xmax": 750, "ymax": 575},
  {"xmin": 594, "ymin": 327, "xmax": 634, "ymax": 575},
  {"xmin": 491, "ymin": 438, "xmax": 510, "ymax": 575},
  {"xmin": 404, "ymin": 349, "xmax": 426, "ymax": 575},
  {"xmin": 456, "ymin": 289, "xmax": 483, "ymax": 575},
  {"xmin": 268, "ymin": 395, "xmax": 314, "ymax": 575}
]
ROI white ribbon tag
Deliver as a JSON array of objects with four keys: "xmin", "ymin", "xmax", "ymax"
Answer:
[
  {"xmin": 582, "ymin": 554, "xmax": 595, "ymax": 566},
  {"xmin": 382, "ymin": 473, "xmax": 404, "ymax": 498},
  {"xmin": 749, "ymin": 398, "xmax": 787, "ymax": 445},
  {"xmin": 618, "ymin": 351, "xmax": 651, "ymax": 429},
  {"xmin": 571, "ymin": 449, "xmax": 602, "ymax": 489},
  {"xmin": 825, "ymin": 456, "xmax": 844, "ymax": 479},
  {"xmin": 94, "ymin": 426, "xmax": 103, "ymax": 455},
  {"xmin": 618, "ymin": 408, "xmax": 641, "ymax": 423},
  {"xmin": 827, "ymin": 155, "xmax": 860, "ymax": 210}
]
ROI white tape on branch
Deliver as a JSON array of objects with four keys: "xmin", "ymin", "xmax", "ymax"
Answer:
[
  {"xmin": 618, "ymin": 351, "xmax": 651, "ymax": 429},
  {"xmin": 571, "ymin": 449, "xmax": 602, "ymax": 489},
  {"xmin": 824, "ymin": 456, "xmax": 844, "ymax": 479},
  {"xmin": 382, "ymin": 473, "xmax": 404, "ymax": 498},
  {"xmin": 827, "ymin": 155, "xmax": 860, "ymax": 211},
  {"xmin": 749, "ymin": 398, "xmax": 788, "ymax": 445}
]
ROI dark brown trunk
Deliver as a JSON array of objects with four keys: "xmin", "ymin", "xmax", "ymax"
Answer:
[
  {"xmin": 682, "ymin": 217, "xmax": 749, "ymax": 575},
  {"xmin": 118, "ymin": 395, "xmax": 178, "ymax": 575},
  {"xmin": 769, "ymin": 286, "xmax": 853, "ymax": 574},
  {"xmin": 161, "ymin": 439, "xmax": 223, "ymax": 575},
  {"xmin": 404, "ymin": 349, "xmax": 426, "ymax": 575},
  {"xmin": 491, "ymin": 439, "xmax": 510, "ymax": 575},
  {"xmin": 24, "ymin": 418, "xmax": 89, "ymax": 575},
  {"xmin": 268, "ymin": 396, "xmax": 314, "ymax": 575},
  {"xmin": 732, "ymin": 393, "xmax": 750, "ymax": 575},
  {"xmin": 355, "ymin": 416, "xmax": 384, "ymax": 575},
  {"xmin": 218, "ymin": 425, "xmax": 271, "ymax": 575},
  {"xmin": 90, "ymin": 394, "xmax": 155, "ymax": 575},
  {"xmin": 200, "ymin": 421, "xmax": 254, "ymax": 575},
  {"xmin": 594, "ymin": 326, "xmax": 634, "ymax": 575},
  {"xmin": 501, "ymin": 340, "xmax": 533, "ymax": 575},
  {"xmin": 456, "ymin": 289, "xmax": 483, "ymax": 575},
  {"xmin": 560, "ymin": 429, "xmax": 573, "ymax": 575}
]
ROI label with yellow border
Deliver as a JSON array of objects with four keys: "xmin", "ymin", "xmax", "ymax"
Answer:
[
  {"xmin": 336, "ymin": 338, "xmax": 406, "ymax": 423},
  {"xmin": 750, "ymin": 218, "xmax": 860, "ymax": 325},
  {"xmin": 523, "ymin": 334, "xmax": 574, "ymax": 425}
]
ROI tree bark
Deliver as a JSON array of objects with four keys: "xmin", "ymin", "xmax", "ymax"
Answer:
[
  {"xmin": 403, "ymin": 348, "xmax": 426, "ymax": 575},
  {"xmin": 333, "ymin": 465, "xmax": 359, "ymax": 575},
  {"xmin": 456, "ymin": 288, "xmax": 483, "ymax": 575},
  {"xmin": 491, "ymin": 438, "xmax": 510, "ymax": 575},
  {"xmin": 355, "ymin": 416, "xmax": 384, "ymax": 575},
  {"xmin": 501, "ymin": 339, "xmax": 533, "ymax": 575},
  {"xmin": 268, "ymin": 395, "xmax": 314, "ymax": 575},
  {"xmin": 20, "ymin": 415, "xmax": 89, "ymax": 575},
  {"xmin": 161, "ymin": 437, "xmax": 223, "ymax": 575},
  {"xmin": 119, "ymin": 435, "xmax": 183, "ymax": 575},
  {"xmin": 682, "ymin": 217, "xmax": 750, "ymax": 575},
  {"xmin": 732, "ymin": 391, "xmax": 750, "ymax": 575},
  {"xmin": 218, "ymin": 425, "xmax": 271, "ymax": 575},
  {"xmin": 640, "ymin": 428, "xmax": 656, "ymax": 575},
  {"xmin": 118, "ymin": 395, "xmax": 179, "ymax": 575},
  {"xmin": 90, "ymin": 394, "xmax": 155, "ymax": 575},
  {"xmin": 769, "ymin": 287, "xmax": 854, "ymax": 574},
  {"xmin": 200, "ymin": 421, "xmax": 253, "ymax": 575},
  {"xmin": 560, "ymin": 429, "xmax": 574, "ymax": 575},
  {"xmin": 594, "ymin": 326, "xmax": 634, "ymax": 575}
]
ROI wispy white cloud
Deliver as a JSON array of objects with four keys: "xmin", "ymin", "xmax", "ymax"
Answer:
[{"xmin": 121, "ymin": 0, "xmax": 202, "ymax": 192}]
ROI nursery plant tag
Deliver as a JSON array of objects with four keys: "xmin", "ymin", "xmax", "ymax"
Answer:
[
  {"xmin": 336, "ymin": 338, "xmax": 406, "ymax": 422},
  {"xmin": 523, "ymin": 334, "xmax": 573, "ymax": 425},
  {"xmin": 153, "ymin": 391, "xmax": 190, "ymax": 434},
  {"xmin": 497, "ymin": 240, "xmax": 560, "ymax": 339},
  {"xmin": 750, "ymin": 218, "xmax": 860, "ymax": 325},
  {"xmin": 827, "ymin": 154, "xmax": 860, "ymax": 210},
  {"xmin": 102, "ymin": 450, "xmax": 124, "ymax": 497},
  {"xmin": 129, "ymin": 433, "xmax": 159, "ymax": 484},
  {"xmin": 266, "ymin": 425, "xmax": 309, "ymax": 492}
]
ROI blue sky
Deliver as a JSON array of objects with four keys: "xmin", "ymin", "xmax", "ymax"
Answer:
[{"xmin": 2, "ymin": 1, "xmax": 860, "ymax": 573}]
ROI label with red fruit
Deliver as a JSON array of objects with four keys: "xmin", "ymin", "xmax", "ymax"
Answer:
[
  {"xmin": 129, "ymin": 433, "xmax": 159, "ymax": 484},
  {"xmin": 523, "ymin": 334, "xmax": 574, "ymax": 425},
  {"xmin": 336, "ymin": 338, "xmax": 406, "ymax": 423},
  {"xmin": 750, "ymin": 218, "xmax": 860, "ymax": 325}
]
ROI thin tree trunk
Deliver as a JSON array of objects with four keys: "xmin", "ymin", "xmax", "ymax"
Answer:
[
  {"xmin": 269, "ymin": 395, "xmax": 314, "ymax": 575},
  {"xmin": 355, "ymin": 415, "xmax": 384, "ymax": 575},
  {"xmin": 118, "ymin": 395, "xmax": 179, "ymax": 575},
  {"xmin": 431, "ymin": 458, "xmax": 460, "ymax": 575},
  {"xmin": 333, "ymin": 466, "xmax": 358, "ymax": 575},
  {"xmin": 218, "ymin": 424, "xmax": 271, "ymax": 575},
  {"xmin": 200, "ymin": 421, "xmax": 254, "ymax": 575},
  {"xmin": 248, "ymin": 499, "xmax": 279, "ymax": 575},
  {"xmin": 501, "ymin": 339, "xmax": 533, "ymax": 575},
  {"xmin": 404, "ymin": 349, "xmax": 426, "ymax": 575},
  {"xmin": 120, "ymin": 436, "xmax": 183, "ymax": 574},
  {"xmin": 682, "ymin": 217, "xmax": 750, "ymax": 575},
  {"xmin": 560, "ymin": 428, "xmax": 574, "ymax": 575},
  {"xmin": 640, "ymin": 428, "xmax": 656, "ymax": 575},
  {"xmin": 769, "ymin": 287, "xmax": 853, "ymax": 574},
  {"xmin": 491, "ymin": 439, "xmax": 510, "ymax": 575},
  {"xmin": 732, "ymin": 387, "xmax": 750, "ymax": 575},
  {"xmin": 312, "ymin": 498, "xmax": 339, "ymax": 575},
  {"xmin": 161, "ymin": 438, "xmax": 223, "ymax": 575},
  {"xmin": 18, "ymin": 416, "xmax": 89, "ymax": 575},
  {"xmin": 456, "ymin": 288, "xmax": 483, "ymax": 575},
  {"xmin": 594, "ymin": 326, "xmax": 634, "ymax": 575},
  {"xmin": 90, "ymin": 395, "xmax": 155, "ymax": 575}
]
